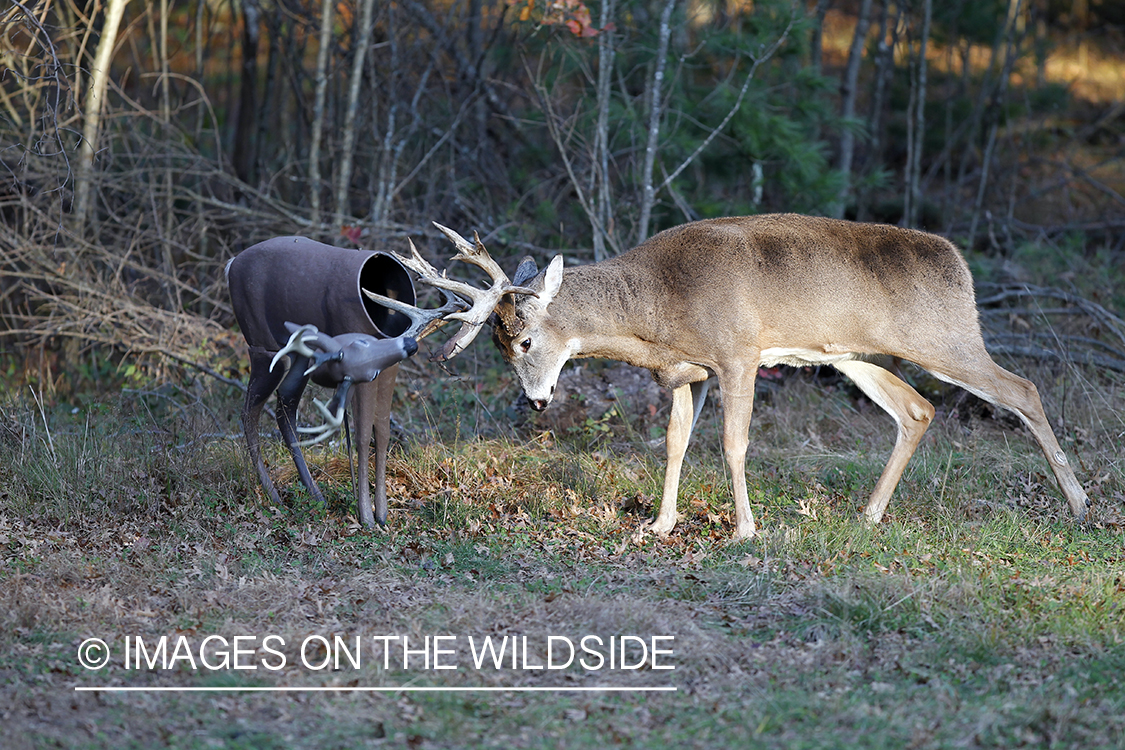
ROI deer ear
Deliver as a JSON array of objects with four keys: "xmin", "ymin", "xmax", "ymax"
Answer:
[
  {"xmin": 537, "ymin": 255, "xmax": 564, "ymax": 308},
  {"xmin": 512, "ymin": 256, "xmax": 539, "ymax": 287}
]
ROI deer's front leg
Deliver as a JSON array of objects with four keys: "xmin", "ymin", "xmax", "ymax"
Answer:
[
  {"xmin": 649, "ymin": 383, "xmax": 696, "ymax": 536},
  {"xmin": 274, "ymin": 357, "xmax": 325, "ymax": 504},
  {"xmin": 719, "ymin": 368, "xmax": 758, "ymax": 540},
  {"xmin": 352, "ymin": 380, "xmax": 378, "ymax": 529},
  {"xmin": 371, "ymin": 362, "xmax": 400, "ymax": 528}
]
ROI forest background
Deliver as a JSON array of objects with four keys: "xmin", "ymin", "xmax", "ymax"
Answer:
[{"xmin": 1, "ymin": 0, "xmax": 1123, "ymax": 390}]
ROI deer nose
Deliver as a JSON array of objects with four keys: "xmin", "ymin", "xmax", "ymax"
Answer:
[{"xmin": 528, "ymin": 385, "xmax": 555, "ymax": 411}]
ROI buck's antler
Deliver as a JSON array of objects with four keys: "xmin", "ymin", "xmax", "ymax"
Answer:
[
  {"xmin": 418, "ymin": 224, "xmax": 538, "ymax": 360},
  {"xmin": 366, "ymin": 226, "xmax": 538, "ymax": 360},
  {"xmin": 269, "ymin": 324, "xmax": 342, "ymax": 376},
  {"xmin": 295, "ymin": 385, "xmax": 350, "ymax": 446},
  {"xmin": 362, "ymin": 284, "xmax": 467, "ymax": 341}
]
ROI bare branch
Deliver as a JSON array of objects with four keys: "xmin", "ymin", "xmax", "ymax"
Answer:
[
  {"xmin": 654, "ymin": 3, "xmax": 796, "ymax": 195},
  {"xmin": 977, "ymin": 283, "xmax": 1125, "ymax": 351}
]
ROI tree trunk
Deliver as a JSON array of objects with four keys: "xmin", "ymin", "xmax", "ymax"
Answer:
[
  {"xmin": 635, "ymin": 0, "xmax": 676, "ymax": 246},
  {"xmin": 72, "ymin": 0, "xmax": 131, "ymax": 235},
  {"xmin": 955, "ymin": 8, "xmax": 1011, "ymax": 224},
  {"xmin": 810, "ymin": 0, "xmax": 832, "ymax": 76},
  {"xmin": 233, "ymin": 0, "xmax": 261, "ymax": 185},
  {"xmin": 591, "ymin": 0, "xmax": 618, "ymax": 261},
  {"xmin": 968, "ymin": 0, "xmax": 1024, "ymax": 248},
  {"xmin": 904, "ymin": 0, "xmax": 931, "ymax": 227},
  {"xmin": 308, "ymin": 0, "xmax": 335, "ymax": 230},
  {"xmin": 856, "ymin": 1, "xmax": 901, "ymax": 222},
  {"xmin": 832, "ymin": 0, "xmax": 873, "ymax": 219},
  {"xmin": 335, "ymin": 0, "xmax": 377, "ymax": 232},
  {"xmin": 193, "ymin": 0, "xmax": 205, "ymax": 140},
  {"xmin": 371, "ymin": 2, "xmax": 400, "ymax": 227},
  {"xmin": 258, "ymin": 6, "xmax": 284, "ymax": 198},
  {"xmin": 160, "ymin": 0, "xmax": 176, "ymax": 304}
]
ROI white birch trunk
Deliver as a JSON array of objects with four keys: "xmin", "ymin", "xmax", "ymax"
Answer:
[
  {"xmin": 72, "ymin": 0, "xmax": 131, "ymax": 233},
  {"xmin": 635, "ymin": 0, "xmax": 677, "ymax": 247},
  {"xmin": 308, "ymin": 0, "xmax": 335, "ymax": 229},
  {"xmin": 335, "ymin": 0, "xmax": 377, "ymax": 232}
]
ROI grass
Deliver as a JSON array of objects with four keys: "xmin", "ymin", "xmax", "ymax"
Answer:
[{"xmin": 2, "ymin": 311, "xmax": 1124, "ymax": 748}]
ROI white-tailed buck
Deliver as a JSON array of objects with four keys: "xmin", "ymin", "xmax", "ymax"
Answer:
[
  {"xmin": 399, "ymin": 215, "xmax": 1090, "ymax": 540},
  {"xmin": 226, "ymin": 237, "xmax": 460, "ymax": 528}
]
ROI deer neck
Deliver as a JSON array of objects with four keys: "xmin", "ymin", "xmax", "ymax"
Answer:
[{"xmin": 549, "ymin": 260, "xmax": 684, "ymax": 373}]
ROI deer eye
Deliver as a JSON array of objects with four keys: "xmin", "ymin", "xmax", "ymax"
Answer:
[{"xmin": 519, "ymin": 337, "xmax": 532, "ymax": 353}]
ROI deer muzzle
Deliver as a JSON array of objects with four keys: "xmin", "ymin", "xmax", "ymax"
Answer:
[{"xmin": 527, "ymin": 383, "xmax": 556, "ymax": 412}]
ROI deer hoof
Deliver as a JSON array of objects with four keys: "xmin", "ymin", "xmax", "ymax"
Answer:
[
  {"xmin": 639, "ymin": 517, "xmax": 677, "ymax": 539},
  {"xmin": 1071, "ymin": 501, "xmax": 1089, "ymax": 522},
  {"xmin": 731, "ymin": 524, "xmax": 757, "ymax": 542}
]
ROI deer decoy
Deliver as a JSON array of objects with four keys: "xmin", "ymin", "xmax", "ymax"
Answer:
[
  {"xmin": 388, "ymin": 216, "xmax": 1090, "ymax": 540},
  {"xmin": 226, "ymin": 236, "xmax": 463, "ymax": 528},
  {"xmin": 268, "ymin": 322, "xmax": 419, "ymax": 446}
]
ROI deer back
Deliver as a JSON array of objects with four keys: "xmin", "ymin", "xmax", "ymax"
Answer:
[{"xmin": 493, "ymin": 214, "xmax": 981, "ymax": 390}]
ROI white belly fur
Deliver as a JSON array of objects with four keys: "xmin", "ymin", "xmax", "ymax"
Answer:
[{"xmin": 758, "ymin": 347, "xmax": 859, "ymax": 368}]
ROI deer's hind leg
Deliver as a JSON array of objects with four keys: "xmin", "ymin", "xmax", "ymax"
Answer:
[
  {"xmin": 925, "ymin": 351, "xmax": 1089, "ymax": 520},
  {"xmin": 833, "ymin": 359, "xmax": 936, "ymax": 524},
  {"xmin": 243, "ymin": 350, "xmax": 287, "ymax": 504}
]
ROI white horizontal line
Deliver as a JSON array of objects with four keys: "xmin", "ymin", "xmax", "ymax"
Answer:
[{"xmin": 75, "ymin": 686, "xmax": 677, "ymax": 693}]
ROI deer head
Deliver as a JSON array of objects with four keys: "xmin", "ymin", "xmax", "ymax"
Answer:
[
  {"xmin": 269, "ymin": 322, "xmax": 418, "ymax": 445},
  {"xmin": 381, "ymin": 227, "xmax": 572, "ymax": 411},
  {"xmin": 489, "ymin": 255, "xmax": 568, "ymax": 411}
]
